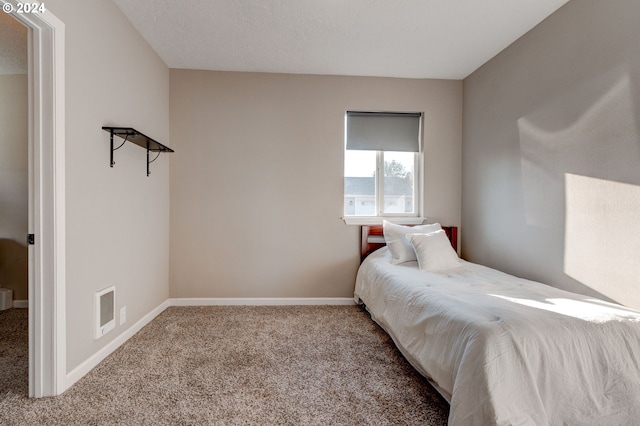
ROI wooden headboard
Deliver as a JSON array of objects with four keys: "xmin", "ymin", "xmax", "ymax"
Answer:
[{"xmin": 361, "ymin": 225, "xmax": 458, "ymax": 261}]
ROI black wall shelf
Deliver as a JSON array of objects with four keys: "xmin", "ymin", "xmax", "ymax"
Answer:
[{"xmin": 102, "ymin": 126, "xmax": 174, "ymax": 176}]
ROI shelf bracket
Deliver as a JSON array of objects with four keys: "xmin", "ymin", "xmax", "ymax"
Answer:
[
  {"xmin": 109, "ymin": 129, "xmax": 115, "ymax": 167},
  {"xmin": 108, "ymin": 128, "xmax": 131, "ymax": 168},
  {"xmin": 147, "ymin": 148, "xmax": 162, "ymax": 177}
]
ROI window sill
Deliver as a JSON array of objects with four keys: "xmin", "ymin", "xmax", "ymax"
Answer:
[{"xmin": 342, "ymin": 217, "xmax": 426, "ymax": 226}]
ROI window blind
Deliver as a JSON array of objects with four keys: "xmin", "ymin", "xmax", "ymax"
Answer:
[{"xmin": 346, "ymin": 111, "xmax": 421, "ymax": 152}]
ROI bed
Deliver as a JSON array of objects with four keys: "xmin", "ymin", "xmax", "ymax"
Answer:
[{"xmin": 354, "ymin": 222, "xmax": 640, "ymax": 426}]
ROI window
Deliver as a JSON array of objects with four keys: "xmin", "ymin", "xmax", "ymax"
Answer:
[{"xmin": 343, "ymin": 111, "xmax": 422, "ymax": 223}]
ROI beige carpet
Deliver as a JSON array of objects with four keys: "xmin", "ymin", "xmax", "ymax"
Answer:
[
  {"xmin": 0, "ymin": 305, "xmax": 449, "ymax": 425},
  {"xmin": 0, "ymin": 308, "xmax": 28, "ymax": 398}
]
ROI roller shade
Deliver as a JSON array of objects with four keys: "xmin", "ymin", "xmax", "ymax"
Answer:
[{"xmin": 346, "ymin": 111, "xmax": 421, "ymax": 152}]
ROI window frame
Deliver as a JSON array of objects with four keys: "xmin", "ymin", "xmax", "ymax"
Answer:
[{"xmin": 343, "ymin": 111, "xmax": 424, "ymax": 225}]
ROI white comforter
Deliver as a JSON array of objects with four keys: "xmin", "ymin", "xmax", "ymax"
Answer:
[{"xmin": 354, "ymin": 248, "xmax": 640, "ymax": 426}]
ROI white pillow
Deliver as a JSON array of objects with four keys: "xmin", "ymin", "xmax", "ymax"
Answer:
[
  {"xmin": 407, "ymin": 230, "xmax": 461, "ymax": 272},
  {"xmin": 383, "ymin": 221, "xmax": 442, "ymax": 264}
]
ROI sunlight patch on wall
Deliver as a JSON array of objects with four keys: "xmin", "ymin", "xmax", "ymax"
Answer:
[
  {"xmin": 564, "ymin": 173, "xmax": 640, "ymax": 309},
  {"xmin": 518, "ymin": 70, "xmax": 637, "ymax": 230}
]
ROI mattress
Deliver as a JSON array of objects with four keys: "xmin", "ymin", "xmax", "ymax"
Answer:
[{"xmin": 354, "ymin": 247, "xmax": 640, "ymax": 426}]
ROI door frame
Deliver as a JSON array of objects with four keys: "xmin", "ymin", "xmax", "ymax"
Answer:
[{"xmin": 1, "ymin": 0, "xmax": 66, "ymax": 397}]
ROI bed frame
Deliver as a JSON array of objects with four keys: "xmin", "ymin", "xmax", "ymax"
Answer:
[{"xmin": 361, "ymin": 225, "xmax": 458, "ymax": 261}]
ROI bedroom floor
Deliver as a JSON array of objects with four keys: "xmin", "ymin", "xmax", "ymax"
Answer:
[
  {"xmin": 0, "ymin": 305, "xmax": 449, "ymax": 425},
  {"xmin": 0, "ymin": 308, "xmax": 28, "ymax": 398}
]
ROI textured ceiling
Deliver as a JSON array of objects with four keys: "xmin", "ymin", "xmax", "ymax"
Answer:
[
  {"xmin": 0, "ymin": 11, "xmax": 28, "ymax": 75},
  {"xmin": 113, "ymin": 0, "xmax": 570, "ymax": 79}
]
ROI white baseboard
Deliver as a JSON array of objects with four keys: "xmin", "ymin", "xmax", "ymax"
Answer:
[
  {"xmin": 13, "ymin": 300, "xmax": 28, "ymax": 308},
  {"xmin": 169, "ymin": 297, "xmax": 356, "ymax": 306},
  {"xmin": 65, "ymin": 299, "xmax": 170, "ymax": 390}
]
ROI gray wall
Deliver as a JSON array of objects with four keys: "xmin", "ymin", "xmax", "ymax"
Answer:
[
  {"xmin": 0, "ymin": 73, "xmax": 27, "ymax": 301},
  {"xmin": 462, "ymin": 0, "xmax": 640, "ymax": 309},
  {"xmin": 0, "ymin": 13, "xmax": 28, "ymax": 302},
  {"xmin": 169, "ymin": 70, "xmax": 462, "ymax": 298},
  {"xmin": 46, "ymin": 0, "xmax": 170, "ymax": 372}
]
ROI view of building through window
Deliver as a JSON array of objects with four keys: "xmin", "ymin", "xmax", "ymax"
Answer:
[
  {"xmin": 383, "ymin": 151, "xmax": 415, "ymax": 214},
  {"xmin": 344, "ymin": 150, "xmax": 415, "ymax": 216}
]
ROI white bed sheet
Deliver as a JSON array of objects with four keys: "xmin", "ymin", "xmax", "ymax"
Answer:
[{"xmin": 354, "ymin": 247, "xmax": 640, "ymax": 426}]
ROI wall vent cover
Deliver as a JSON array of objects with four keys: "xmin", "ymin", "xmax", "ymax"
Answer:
[{"xmin": 94, "ymin": 286, "xmax": 116, "ymax": 339}]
